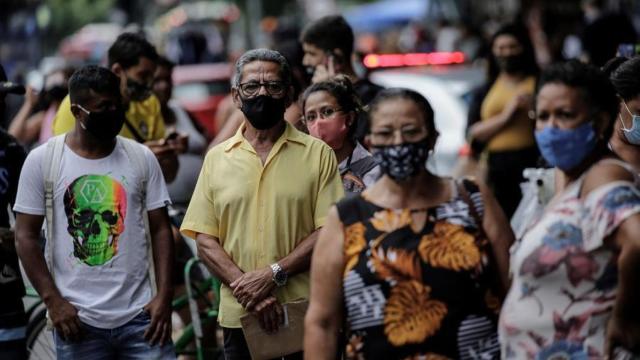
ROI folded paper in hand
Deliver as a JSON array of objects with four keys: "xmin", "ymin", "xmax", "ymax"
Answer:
[{"xmin": 240, "ymin": 300, "xmax": 309, "ymax": 360}]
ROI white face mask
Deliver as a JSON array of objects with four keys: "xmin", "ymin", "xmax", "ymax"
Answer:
[{"xmin": 620, "ymin": 101, "xmax": 640, "ymax": 145}]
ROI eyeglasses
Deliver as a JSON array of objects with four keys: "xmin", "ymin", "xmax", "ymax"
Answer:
[
  {"xmin": 370, "ymin": 126, "xmax": 427, "ymax": 145},
  {"xmin": 238, "ymin": 81, "xmax": 287, "ymax": 97},
  {"xmin": 303, "ymin": 107, "xmax": 344, "ymax": 123}
]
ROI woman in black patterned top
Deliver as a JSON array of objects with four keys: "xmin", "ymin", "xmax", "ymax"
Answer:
[{"xmin": 305, "ymin": 88, "xmax": 515, "ymax": 359}]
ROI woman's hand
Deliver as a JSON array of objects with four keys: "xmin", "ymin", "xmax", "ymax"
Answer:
[{"xmin": 502, "ymin": 92, "xmax": 532, "ymax": 122}]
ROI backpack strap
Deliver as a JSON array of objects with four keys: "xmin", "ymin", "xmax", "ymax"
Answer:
[
  {"xmin": 344, "ymin": 156, "xmax": 378, "ymax": 178},
  {"xmin": 123, "ymin": 118, "xmax": 147, "ymax": 143},
  {"xmin": 119, "ymin": 136, "xmax": 157, "ymax": 296},
  {"xmin": 42, "ymin": 135, "xmax": 66, "ymax": 280}
]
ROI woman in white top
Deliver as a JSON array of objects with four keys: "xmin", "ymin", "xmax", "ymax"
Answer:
[
  {"xmin": 499, "ymin": 60, "xmax": 640, "ymax": 358},
  {"xmin": 301, "ymin": 75, "xmax": 380, "ymax": 194}
]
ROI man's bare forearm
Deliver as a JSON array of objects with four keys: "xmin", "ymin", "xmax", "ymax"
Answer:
[
  {"xmin": 149, "ymin": 208, "xmax": 174, "ymax": 298},
  {"xmin": 15, "ymin": 215, "xmax": 61, "ymax": 305},
  {"xmin": 195, "ymin": 233, "xmax": 244, "ymax": 286},
  {"xmin": 278, "ymin": 229, "xmax": 320, "ymax": 276}
]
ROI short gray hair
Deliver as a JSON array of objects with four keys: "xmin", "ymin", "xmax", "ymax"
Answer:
[{"xmin": 232, "ymin": 48, "xmax": 292, "ymax": 88}]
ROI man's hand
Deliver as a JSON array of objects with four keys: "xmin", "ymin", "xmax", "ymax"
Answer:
[
  {"xmin": 47, "ymin": 295, "xmax": 82, "ymax": 342},
  {"xmin": 311, "ymin": 56, "xmax": 336, "ymax": 84},
  {"xmin": 167, "ymin": 133, "xmax": 189, "ymax": 154},
  {"xmin": 230, "ymin": 267, "xmax": 275, "ymax": 311},
  {"xmin": 251, "ymin": 295, "xmax": 284, "ymax": 334},
  {"xmin": 143, "ymin": 294, "xmax": 172, "ymax": 346},
  {"xmin": 144, "ymin": 140, "xmax": 176, "ymax": 159}
]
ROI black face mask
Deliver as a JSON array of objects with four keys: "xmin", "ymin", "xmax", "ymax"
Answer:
[
  {"xmin": 78, "ymin": 106, "xmax": 126, "ymax": 142},
  {"xmin": 372, "ymin": 138, "xmax": 429, "ymax": 181},
  {"xmin": 240, "ymin": 94, "xmax": 286, "ymax": 130},
  {"xmin": 126, "ymin": 78, "xmax": 152, "ymax": 102},
  {"xmin": 496, "ymin": 54, "xmax": 525, "ymax": 74}
]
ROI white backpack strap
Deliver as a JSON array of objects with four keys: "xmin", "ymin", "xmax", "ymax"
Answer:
[
  {"xmin": 119, "ymin": 136, "xmax": 157, "ymax": 296},
  {"xmin": 42, "ymin": 135, "xmax": 66, "ymax": 280}
]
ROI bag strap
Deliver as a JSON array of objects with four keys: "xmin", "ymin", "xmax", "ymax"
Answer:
[
  {"xmin": 455, "ymin": 178, "xmax": 487, "ymax": 239},
  {"xmin": 42, "ymin": 135, "xmax": 66, "ymax": 280},
  {"xmin": 124, "ymin": 117, "xmax": 146, "ymax": 143},
  {"xmin": 119, "ymin": 136, "xmax": 157, "ymax": 296}
]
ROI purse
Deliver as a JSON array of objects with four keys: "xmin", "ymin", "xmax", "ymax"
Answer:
[{"xmin": 240, "ymin": 300, "xmax": 309, "ymax": 360}]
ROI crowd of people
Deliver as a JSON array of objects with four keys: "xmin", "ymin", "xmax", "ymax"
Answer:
[{"xmin": 0, "ymin": 11, "xmax": 639, "ymax": 360}]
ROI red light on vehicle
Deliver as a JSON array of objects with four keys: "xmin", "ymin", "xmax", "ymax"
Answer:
[{"xmin": 363, "ymin": 52, "xmax": 465, "ymax": 68}]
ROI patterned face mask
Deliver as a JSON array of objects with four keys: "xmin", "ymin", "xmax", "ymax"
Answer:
[{"xmin": 372, "ymin": 138, "xmax": 429, "ymax": 181}]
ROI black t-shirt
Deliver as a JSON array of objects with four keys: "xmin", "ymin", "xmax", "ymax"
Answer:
[
  {"xmin": 0, "ymin": 129, "xmax": 27, "ymax": 329},
  {"xmin": 353, "ymin": 78, "xmax": 384, "ymax": 143}
]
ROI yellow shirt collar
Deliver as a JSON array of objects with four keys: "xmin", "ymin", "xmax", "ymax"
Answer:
[{"xmin": 224, "ymin": 121, "xmax": 307, "ymax": 152}]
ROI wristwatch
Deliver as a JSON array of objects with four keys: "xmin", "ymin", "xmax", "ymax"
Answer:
[{"xmin": 270, "ymin": 263, "xmax": 288, "ymax": 287}]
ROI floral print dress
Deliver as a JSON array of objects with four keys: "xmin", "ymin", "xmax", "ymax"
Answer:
[
  {"xmin": 336, "ymin": 180, "xmax": 501, "ymax": 360},
  {"xmin": 499, "ymin": 161, "xmax": 640, "ymax": 359}
]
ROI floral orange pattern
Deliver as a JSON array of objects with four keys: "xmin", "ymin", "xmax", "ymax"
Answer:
[
  {"xmin": 418, "ymin": 222, "xmax": 481, "ymax": 271},
  {"xmin": 370, "ymin": 209, "xmax": 412, "ymax": 233},
  {"xmin": 345, "ymin": 334, "xmax": 365, "ymax": 360},
  {"xmin": 338, "ymin": 180, "xmax": 500, "ymax": 359},
  {"xmin": 384, "ymin": 281, "xmax": 447, "ymax": 346},
  {"xmin": 344, "ymin": 222, "xmax": 367, "ymax": 274},
  {"xmin": 371, "ymin": 247, "xmax": 422, "ymax": 282}
]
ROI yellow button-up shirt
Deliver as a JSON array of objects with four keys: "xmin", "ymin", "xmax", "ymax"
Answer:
[
  {"xmin": 180, "ymin": 122, "xmax": 344, "ymax": 328},
  {"xmin": 52, "ymin": 94, "xmax": 166, "ymax": 141}
]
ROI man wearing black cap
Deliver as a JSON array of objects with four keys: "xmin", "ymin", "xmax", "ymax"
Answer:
[{"xmin": 0, "ymin": 64, "xmax": 28, "ymax": 359}]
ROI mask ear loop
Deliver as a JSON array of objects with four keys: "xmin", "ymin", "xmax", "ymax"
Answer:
[
  {"xmin": 72, "ymin": 104, "xmax": 90, "ymax": 130},
  {"xmin": 621, "ymin": 101, "xmax": 638, "ymax": 131}
]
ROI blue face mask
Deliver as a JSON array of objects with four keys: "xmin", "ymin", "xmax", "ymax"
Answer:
[
  {"xmin": 535, "ymin": 121, "xmax": 597, "ymax": 171},
  {"xmin": 620, "ymin": 102, "xmax": 640, "ymax": 145}
]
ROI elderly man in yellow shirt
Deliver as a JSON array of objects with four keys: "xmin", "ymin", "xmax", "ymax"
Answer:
[
  {"xmin": 53, "ymin": 33, "xmax": 178, "ymax": 182},
  {"xmin": 180, "ymin": 49, "xmax": 344, "ymax": 359}
]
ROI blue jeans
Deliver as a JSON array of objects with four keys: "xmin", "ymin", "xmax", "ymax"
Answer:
[{"xmin": 54, "ymin": 311, "xmax": 175, "ymax": 360}]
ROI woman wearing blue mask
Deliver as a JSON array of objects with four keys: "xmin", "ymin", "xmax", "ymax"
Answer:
[
  {"xmin": 499, "ymin": 60, "xmax": 640, "ymax": 359},
  {"xmin": 609, "ymin": 56, "xmax": 640, "ymax": 171},
  {"xmin": 305, "ymin": 88, "xmax": 514, "ymax": 359}
]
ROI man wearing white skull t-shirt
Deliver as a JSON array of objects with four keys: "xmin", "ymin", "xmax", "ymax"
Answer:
[{"xmin": 13, "ymin": 66, "xmax": 175, "ymax": 359}]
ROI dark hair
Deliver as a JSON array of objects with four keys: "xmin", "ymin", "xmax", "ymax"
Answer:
[
  {"xmin": 300, "ymin": 15, "xmax": 354, "ymax": 59},
  {"xmin": 369, "ymin": 88, "xmax": 436, "ymax": 136},
  {"xmin": 487, "ymin": 23, "xmax": 538, "ymax": 84},
  {"xmin": 68, "ymin": 65, "xmax": 121, "ymax": 105},
  {"xmin": 233, "ymin": 49, "xmax": 292, "ymax": 88},
  {"xmin": 156, "ymin": 56, "xmax": 175, "ymax": 73},
  {"xmin": 274, "ymin": 40, "xmax": 307, "ymax": 98},
  {"xmin": 108, "ymin": 32, "xmax": 159, "ymax": 69},
  {"xmin": 537, "ymin": 60, "xmax": 619, "ymax": 141},
  {"xmin": 610, "ymin": 56, "xmax": 640, "ymax": 101},
  {"xmin": 601, "ymin": 56, "xmax": 628, "ymax": 77},
  {"xmin": 301, "ymin": 75, "xmax": 363, "ymax": 137}
]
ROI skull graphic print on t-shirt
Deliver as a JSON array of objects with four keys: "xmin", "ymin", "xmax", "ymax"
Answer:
[{"xmin": 63, "ymin": 175, "xmax": 127, "ymax": 266}]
